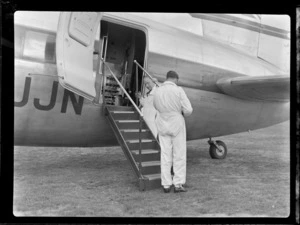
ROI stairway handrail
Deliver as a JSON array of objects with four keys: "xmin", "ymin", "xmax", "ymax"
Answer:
[
  {"xmin": 133, "ymin": 60, "xmax": 159, "ymax": 87},
  {"xmin": 101, "ymin": 59, "xmax": 143, "ymax": 117}
]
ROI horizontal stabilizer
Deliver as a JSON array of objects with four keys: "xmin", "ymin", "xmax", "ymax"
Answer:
[{"xmin": 216, "ymin": 75, "xmax": 290, "ymax": 102}]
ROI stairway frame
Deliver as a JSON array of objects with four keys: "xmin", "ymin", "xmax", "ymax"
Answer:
[
  {"xmin": 102, "ymin": 61, "xmax": 161, "ymax": 191},
  {"xmin": 105, "ymin": 106, "xmax": 154, "ymax": 191}
]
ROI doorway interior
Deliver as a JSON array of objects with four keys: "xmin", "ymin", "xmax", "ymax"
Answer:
[{"xmin": 93, "ymin": 20, "xmax": 147, "ymax": 106}]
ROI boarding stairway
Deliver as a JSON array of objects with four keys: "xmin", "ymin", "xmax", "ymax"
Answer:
[{"xmin": 102, "ymin": 60, "xmax": 161, "ymax": 191}]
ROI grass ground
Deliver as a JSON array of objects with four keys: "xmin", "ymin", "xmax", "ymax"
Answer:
[{"xmin": 13, "ymin": 121, "xmax": 290, "ymax": 217}]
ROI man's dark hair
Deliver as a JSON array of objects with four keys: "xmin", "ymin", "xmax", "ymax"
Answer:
[{"xmin": 166, "ymin": 70, "xmax": 179, "ymax": 80}]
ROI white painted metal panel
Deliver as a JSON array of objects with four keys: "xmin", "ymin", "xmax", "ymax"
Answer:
[
  {"xmin": 56, "ymin": 12, "xmax": 102, "ymax": 100},
  {"xmin": 201, "ymin": 19, "xmax": 260, "ymax": 57},
  {"xmin": 69, "ymin": 12, "xmax": 99, "ymax": 47},
  {"xmin": 257, "ymin": 15, "xmax": 290, "ymax": 73},
  {"xmin": 258, "ymin": 34, "xmax": 290, "ymax": 73}
]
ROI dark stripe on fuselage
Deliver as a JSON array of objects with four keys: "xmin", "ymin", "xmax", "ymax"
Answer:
[{"xmin": 190, "ymin": 13, "xmax": 290, "ymax": 40}]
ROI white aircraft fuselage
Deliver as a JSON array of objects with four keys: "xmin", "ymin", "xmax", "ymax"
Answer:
[{"xmin": 14, "ymin": 12, "xmax": 290, "ymax": 147}]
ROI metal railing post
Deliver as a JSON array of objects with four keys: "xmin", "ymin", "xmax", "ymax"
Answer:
[
  {"xmin": 136, "ymin": 62, "xmax": 142, "ymax": 174},
  {"xmin": 135, "ymin": 62, "xmax": 139, "ymax": 106},
  {"xmin": 136, "ymin": 64, "xmax": 138, "ymax": 100},
  {"xmin": 138, "ymin": 114, "xmax": 142, "ymax": 174},
  {"xmin": 133, "ymin": 60, "xmax": 159, "ymax": 87},
  {"xmin": 101, "ymin": 58, "xmax": 107, "ymax": 109}
]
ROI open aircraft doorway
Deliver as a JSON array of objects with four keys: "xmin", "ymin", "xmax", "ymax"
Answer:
[
  {"xmin": 56, "ymin": 12, "xmax": 147, "ymax": 107},
  {"xmin": 95, "ymin": 20, "xmax": 147, "ymax": 106}
]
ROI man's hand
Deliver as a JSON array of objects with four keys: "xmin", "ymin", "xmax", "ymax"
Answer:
[{"xmin": 135, "ymin": 92, "xmax": 142, "ymax": 99}]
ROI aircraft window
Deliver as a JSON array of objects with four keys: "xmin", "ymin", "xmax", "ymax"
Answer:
[{"xmin": 23, "ymin": 31, "xmax": 56, "ymax": 63}]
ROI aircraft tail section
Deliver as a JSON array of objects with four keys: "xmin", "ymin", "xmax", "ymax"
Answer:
[{"xmin": 216, "ymin": 75, "xmax": 290, "ymax": 102}]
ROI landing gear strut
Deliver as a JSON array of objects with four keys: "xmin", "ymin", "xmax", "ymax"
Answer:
[{"xmin": 208, "ymin": 138, "xmax": 227, "ymax": 159}]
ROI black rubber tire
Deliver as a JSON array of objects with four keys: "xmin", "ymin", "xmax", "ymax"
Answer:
[{"xmin": 209, "ymin": 140, "xmax": 227, "ymax": 159}]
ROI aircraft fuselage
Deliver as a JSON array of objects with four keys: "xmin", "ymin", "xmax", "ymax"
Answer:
[{"xmin": 14, "ymin": 13, "xmax": 289, "ymax": 147}]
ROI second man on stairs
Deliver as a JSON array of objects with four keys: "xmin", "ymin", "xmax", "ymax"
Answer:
[{"xmin": 137, "ymin": 77, "xmax": 159, "ymax": 139}]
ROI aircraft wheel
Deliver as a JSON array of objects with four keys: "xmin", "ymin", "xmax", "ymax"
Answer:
[{"xmin": 209, "ymin": 140, "xmax": 227, "ymax": 159}]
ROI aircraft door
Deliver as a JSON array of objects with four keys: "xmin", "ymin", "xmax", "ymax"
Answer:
[{"xmin": 56, "ymin": 12, "xmax": 102, "ymax": 101}]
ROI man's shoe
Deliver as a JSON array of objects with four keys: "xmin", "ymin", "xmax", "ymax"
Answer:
[
  {"xmin": 174, "ymin": 186, "xmax": 187, "ymax": 193},
  {"xmin": 163, "ymin": 187, "xmax": 171, "ymax": 193}
]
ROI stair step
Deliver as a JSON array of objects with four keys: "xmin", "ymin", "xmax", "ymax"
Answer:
[
  {"xmin": 104, "ymin": 94, "xmax": 118, "ymax": 97},
  {"xmin": 106, "ymin": 83, "xmax": 119, "ymax": 86},
  {"xmin": 116, "ymin": 120, "xmax": 148, "ymax": 129},
  {"xmin": 104, "ymin": 88, "xmax": 119, "ymax": 92},
  {"xmin": 127, "ymin": 139, "xmax": 154, "ymax": 143},
  {"xmin": 144, "ymin": 173, "xmax": 161, "ymax": 180},
  {"xmin": 107, "ymin": 76, "xmax": 116, "ymax": 80},
  {"xmin": 127, "ymin": 139, "xmax": 159, "ymax": 150},
  {"xmin": 106, "ymin": 106, "xmax": 134, "ymax": 111},
  {"xmin": 141, "ymin": 161, "xmax": 160, "ymax": 167},
  {"xmin": 141, "ymin": 174, "xmax": 162, "ymax": 190},
  {"xmin": 131, "ymin": 149, "xmax": 160, "ymax": 161},
  {"xmin": 111, "ymin": 111, "xmax": 139, "ymax": 120},
  {"xmin": 121, "ymin": 129, "xmax": 153, "ymax": 140},
  {"xmin": 112, "ymin": 111, "xmax": 135, "ymax": 114},
  {"xmin": 121, "ymin": 129, "xmax": 148, "ymax": 132},
  {"xmin": 131, "ymin": 149, "xmax": 159, "ymax": 154},
  {"xmin": 139, "ymin": 161, "xmax": 160, "ymax": 175}
]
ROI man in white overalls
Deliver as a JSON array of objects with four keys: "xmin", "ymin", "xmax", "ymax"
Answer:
[{"xmin": 153, "ymin": 71, "xmax": 193, "ymax": 193}]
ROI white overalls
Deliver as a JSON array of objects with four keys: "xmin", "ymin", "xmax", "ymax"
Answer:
[
  {"xmin": 153, "ymin": 81, "xmax": 193, "ymax": 187},
  {"xmin": 140, "ymin": 86, "xmax": 158, "ymax": 138}
]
